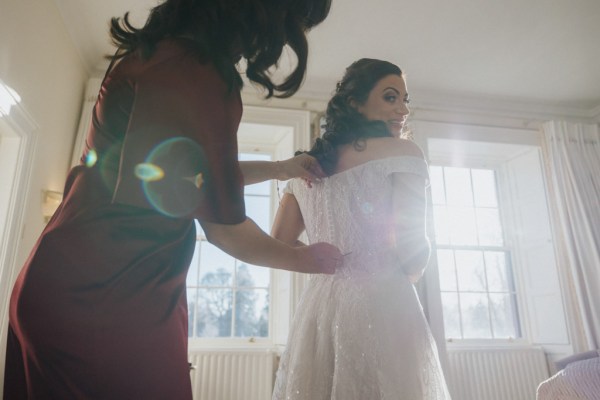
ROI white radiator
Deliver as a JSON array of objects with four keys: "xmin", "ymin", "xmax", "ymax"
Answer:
[
  {"xmin": 188, "ymin": 350, "xmax": 277, "ymax": 400},
  {"xmin": 447, "ymin": 347, "xmax": 550, "ymax": 400}
]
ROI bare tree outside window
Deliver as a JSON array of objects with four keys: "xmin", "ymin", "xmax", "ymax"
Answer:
[{"xmin": 187, "ymin": 153, "xmax": 272, "ymax": 339}]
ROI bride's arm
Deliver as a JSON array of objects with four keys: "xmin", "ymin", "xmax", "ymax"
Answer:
[
  {"xmin": 271, "ymin": 193, "xmax": 306, "ymax": 247},
  {"xmin": 392, "ymin": 173, "xmax": 431, "ymax": 283}
]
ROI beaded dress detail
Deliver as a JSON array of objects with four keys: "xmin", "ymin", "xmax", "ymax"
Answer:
[{"xmin": 272, "ymin": 156, "xmax": 451, "ymax": 400}]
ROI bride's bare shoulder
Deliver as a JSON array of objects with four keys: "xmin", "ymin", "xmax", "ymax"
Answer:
[{"xmin": 364, "ymin": 137, "xmax": 425, "ymax": 160}]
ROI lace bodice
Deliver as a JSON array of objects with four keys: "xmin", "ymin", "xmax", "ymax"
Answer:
[{"xmin": 285, "ymin": 156, "xmax": 429, "ymax": 277}]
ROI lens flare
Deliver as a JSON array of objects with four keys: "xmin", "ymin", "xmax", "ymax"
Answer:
[
  {"xmin": 135, "ymin": 163, "xmax": 165, "ymax": 182},
  {"xmin": 85, "ymin": 149, "xmax": 98, "ymax": 167},
  {"xmin": 183, "ymin": 173, "xmax": 204, "ymax": 189},
  {"xmin": 141, "ymin": 137, "xmax": 208, "ymax": 218}
]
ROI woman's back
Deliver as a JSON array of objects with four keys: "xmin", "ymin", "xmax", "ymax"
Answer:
[
  {"xmin": 275, "ymin": 139, "xmax": 451, "ymax": 400},
  {"xmin": 285, "ymin": 138, "xmax": 429, "ymax": 277}
]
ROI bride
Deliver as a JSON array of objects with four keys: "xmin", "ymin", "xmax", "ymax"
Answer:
[{"xmin": 271, "ymin": 58, "xmax": 452, "ymax": 399}]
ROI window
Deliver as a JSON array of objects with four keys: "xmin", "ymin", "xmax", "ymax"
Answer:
[
  {"xmin": 182, "ymin": 106, "xmax": 312, "ymax": 347},
  {"xmin": 187, "ymin": 153, "xmax": 273, "ymax": 340},
  {"xmin": 431, "ymin": 165, "xmax": 520, "ymax": 340}
]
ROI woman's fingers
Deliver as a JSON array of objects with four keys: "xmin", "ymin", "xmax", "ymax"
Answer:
[{"xmin": 296, "ymin": 242, "xmax": 342, "ymax": 274}]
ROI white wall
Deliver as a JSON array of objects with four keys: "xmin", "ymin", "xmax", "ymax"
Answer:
[
  {"xmin": 0, "ymin": 0, "xmax": 87, "ymax": 390},
  {"xmin": 0, "ymin": 0, "xmax": 87, "ymax": 269}
]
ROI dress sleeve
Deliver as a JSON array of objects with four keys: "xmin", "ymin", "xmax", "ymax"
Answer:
[
  {"xmin": 112, "ymin": 51, "xmax": 246, "ymax": 224},
  {"xmin": 381, "ymin": 156, "xmax": 430, "ymax": 185},
  {"xmin": 282, "ymin": 179, "xmax": 297, "ymax": 195}
]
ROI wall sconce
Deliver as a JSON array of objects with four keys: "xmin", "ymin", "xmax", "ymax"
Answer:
[{"xmin": 42, "ymin": 190, "xmax": 63, "ymax": 223}]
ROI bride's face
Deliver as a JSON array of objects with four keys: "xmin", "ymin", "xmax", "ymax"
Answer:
[{"xmin": 355, "ymin": 74, "xmax": 410, "ymax": 138}]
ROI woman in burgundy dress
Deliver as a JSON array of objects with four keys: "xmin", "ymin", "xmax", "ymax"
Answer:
[{"xmin": 3, "ymin": 0, "xmax": 339, "ymax": 398}]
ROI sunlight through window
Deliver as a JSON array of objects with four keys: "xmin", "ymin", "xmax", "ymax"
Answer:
[
  {"xmin": 431, "ymin": 165, "xmax": 520, "ymax": 340},
  {"xmin": 187, "ymin": 153, "xmax": 272, "ymax": 340}
]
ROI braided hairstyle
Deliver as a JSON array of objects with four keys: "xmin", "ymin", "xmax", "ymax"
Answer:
[
  {"xmin": 301, "ymin": 58, "xmax": 403, "ymax": 175},
  {"xmin": 108, "ymin": 0, "xmax": 331, "ymax": 98}
]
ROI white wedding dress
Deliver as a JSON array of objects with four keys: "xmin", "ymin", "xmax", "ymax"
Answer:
[{"xmin": 272, "ymin": 156, "xmax": 451, "ymax": 400}]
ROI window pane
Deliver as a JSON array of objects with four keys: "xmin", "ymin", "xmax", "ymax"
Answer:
[
  {"xmin": 235, "ymin": 289, "xmax": 269, "ymax": 337},
  {"xmin": 489, "ymin": 293, "xmax": 518, "ymax": 338},
  {"xmin": 196, "ymin": 288, "xmax": 233, "ymax": 337},
  {"xmin": 199, "ymin": 243, "xmax": 234, "ymax": 286},
  {"xmin": 455, "ymin": 250, "xmax": 486, "ymax": 292},
  {"xmin": 239, "ymin": 153, "xmax": 272, "ymax": 196},
  {"xmin": 485, "ymin": 252, "xmax": 510, "ymax": 292},
  {"xmin": 437, "ymin": 249, "xmax": 457, "ymax": 291},
  {"xmin": 460, "ymin": 293, "xmax": 492, "ymax": 338},
  {"xmin": 245, "ymin": 181, "xmax": 271, "ymax": 196},
  {"xmin": 476, "ymin": 208, "xmax": 504, "ymax": 246},
  {"xmin": 472, "ymin": 169, "xmax": 498, "ymax": 207},
  {"xmin": 245, "ymin": 196, "xmax": 271, "ymax": 232},
  {"xmin": 237, "ymin": 262, "xmax": 270, "ymax": 288},
  {"xmin": 444, "ymin": 167, "xmax": 473, "ymax": 206},
  {"xmin": 430, "ymin": 166, "xmax": 446, "ymax": 205},
  {"xmin": 441, "ymin": 292, "xmax": 462, "ymax": 338},
  {"xmin": 433, "ymin": 206, "xmax": 450, "ymax": 245},
  {"xmin": 239, "ymin": 153, "xmax": 271, "ymax": 162},
  {"xmin": 448, "ymin": 206, "xmax": 478, "ymax": 245}
]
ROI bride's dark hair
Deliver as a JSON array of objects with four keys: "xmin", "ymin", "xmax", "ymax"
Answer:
[
  {"xmin": 301, "ymin": 58, "xmax": 403, "ymax": 175},
  {"xmin": 108, "ymin": 0, "xmax": 331, "ymax": 98}
]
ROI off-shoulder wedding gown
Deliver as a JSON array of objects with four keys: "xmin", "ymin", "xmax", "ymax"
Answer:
[{"xmin": 272, "ymin": 156, "xmax": 451, "ymax": 400}]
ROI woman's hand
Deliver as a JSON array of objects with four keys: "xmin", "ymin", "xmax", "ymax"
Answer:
[
  {"xmin": 293, "ymin": 242, "xmax": 342, "ymax": 274},
  {"xmin": 277, "ymin": 154, "xmax": 325, "ymax": 187}
]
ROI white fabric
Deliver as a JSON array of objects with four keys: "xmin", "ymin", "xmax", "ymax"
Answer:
[
  {"xmin": 273, "ymin": 156, "xmax": 451, "ymax": 400},
  {"xmin": 540, "ymin": 121, "xmax": 600, "ymax": 350},
  {"xmin": 537, "ymin": 357, "xmax": 600, "ymax": 400}
]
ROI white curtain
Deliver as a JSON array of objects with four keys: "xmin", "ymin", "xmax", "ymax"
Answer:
[{"xmin": 540, "ymin": 121, "xmax": 600, "ymax": 350}]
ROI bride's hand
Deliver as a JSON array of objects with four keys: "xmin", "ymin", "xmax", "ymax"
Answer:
[
  {"xmin": 293, "ymin": 242, "xmax": 341, "ymax": 274},
  {"xmin": 277, "ymin": 154, "xmax": 325, "ymax": 187}
]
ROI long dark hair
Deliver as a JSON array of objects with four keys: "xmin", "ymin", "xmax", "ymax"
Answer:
[
  {"xmin": 108, "ymin": 0, "xmax": 331, "ymax": 98},
  {"xmin": 302, "ymin": 58, "xmax": 403, "ymax": 174}
]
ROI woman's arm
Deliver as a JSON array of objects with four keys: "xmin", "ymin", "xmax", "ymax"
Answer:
[
  {"xmin": 271, "ymin": 193, "xmax": 306, "ymax": 247},
  {"xmin": 200, "ymin": 217, "xmax": 338, "ymax": 274},
  {"xmin": 239, "ymin": 153, "xmax": 324, "ymax": 186},
  {"xmin": 392, "ymin": 173, "xmax": 431, "ymax": 283}
]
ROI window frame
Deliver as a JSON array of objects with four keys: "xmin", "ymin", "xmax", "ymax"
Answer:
[
  {"xmin": 414, "ymin": 121, "xmax": 546, "ymax": 349},
  {"xmin": 430, "ymin": 163, "xmax": 522, "ymax": 342},
  {"xmin": 187, "ymin": 107, "xmax": 312, "ymax": 350},
  {"xmin": 187, "ymin": 150, "xmax": 275, "ymax": 347}
]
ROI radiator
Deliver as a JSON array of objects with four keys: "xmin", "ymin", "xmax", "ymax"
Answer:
[
  {"xmin": 447, "ymin": 347, "xmax": 550, "ymax": 400},
  {"xmin": 188, "ymin": 350, "xmax": 277, "ymax": 400}
]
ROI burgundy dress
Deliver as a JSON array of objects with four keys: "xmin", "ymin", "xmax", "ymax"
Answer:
[{"xmin": 4, "ymin": 38, "xmax": 246, "ymax": 399}]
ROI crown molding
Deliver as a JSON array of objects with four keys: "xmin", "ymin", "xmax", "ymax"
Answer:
[{"xmin": 242, "ymin": 85, "xmax": 600, "ymax": 130}]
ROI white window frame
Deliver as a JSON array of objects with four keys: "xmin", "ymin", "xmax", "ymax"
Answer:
[
  {"xmin": 188, "ymin": 106, "xmax": 312, "ymax": 350},
  {"xmin": 430, "ymin": 163, "xmax": 521, "ymax": 342},
  {"xmin": 414, "ymin": 120, "xmax": 569, "ymax": 351}
]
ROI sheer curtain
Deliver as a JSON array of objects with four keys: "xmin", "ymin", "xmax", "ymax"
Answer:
[{"xmin": 540, "ymin": 121, "xmax": 600, "ymax": 350}]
